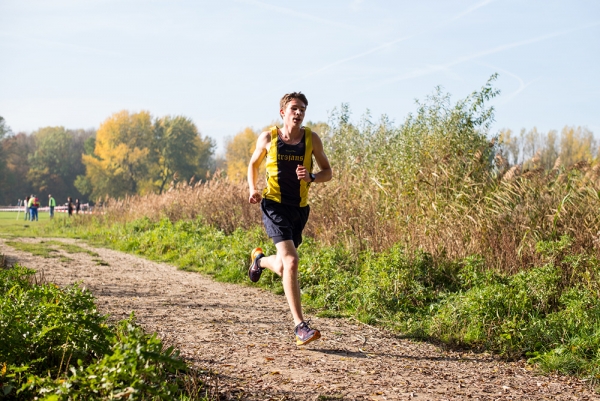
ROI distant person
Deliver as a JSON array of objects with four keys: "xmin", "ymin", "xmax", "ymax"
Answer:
[
  {"xmin": 48, "ymin": 194, "xmax": 56, "ymax": 219},
  {"xmin": 28, "ymin": 195, "xmax": 40, "ymax": 221},
  {"xmin": 75, "ymin": 199, "xmax": 81, "ymax": 214},
  {"xmin": 67, "ymin": 197, "xmax": 74, "ymax": 216},
  {"xmin": 24, "ymin": 195, "xmax": 30, "ymax": 221}
]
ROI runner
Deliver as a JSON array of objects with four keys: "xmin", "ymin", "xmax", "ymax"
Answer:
[{"xmin": 247, "ymin": 92, "xmax": 332, "ymax": 346}]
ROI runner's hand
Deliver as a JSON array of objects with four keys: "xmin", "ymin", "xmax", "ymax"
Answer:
[
  {"xmin": 296, "ymin": 164, "xmax": 310, "ymax": 182},
  {"xmin": 249, "ymin": 190, "xmax": 262, "ymax": 204}
]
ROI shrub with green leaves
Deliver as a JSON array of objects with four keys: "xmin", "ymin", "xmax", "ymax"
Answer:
[
  {"xmin": 428, "ymin": 237, "xmax": 600, "ymax": 375},
  {"xmin": 0, "ymin": 263, "xmax": 205, "ymax": 400}
]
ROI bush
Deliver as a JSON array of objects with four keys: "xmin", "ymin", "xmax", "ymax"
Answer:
[{"xmin": 0, "ymin": 262, "xmax": 207, "ymax": 400}]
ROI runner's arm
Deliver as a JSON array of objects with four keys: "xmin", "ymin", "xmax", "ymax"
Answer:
[
  {"xmin": 299, "ymin": 133, "xmax": 332, "ymax": 183},
  {"xmin": 247, "ymin": 131, "xmax": 270, "ymax": 204}
]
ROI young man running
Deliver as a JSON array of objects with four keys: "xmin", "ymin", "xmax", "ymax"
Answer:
[{"xmin": 247, "ymin": 92, "xmax": 332, "ymax": 346}]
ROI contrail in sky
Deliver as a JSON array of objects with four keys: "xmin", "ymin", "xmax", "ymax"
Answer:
[
  {"xmin": 474, "ymin": 61, "xmax": 537, "ymax": 104},
  {"xmin": 280, "ymin": 0, "xmax": 498, "ymax": 87},
  {"xmin": 367, "ymin": 20, "xmax": 600, "ymax": 91},
  {"xmin": 448, "ymin": 0, "xmax": 496, "ymax": 23},
  {"xmin": 285, "ymin": 35, "xmax": 414, "ymax": 85}
]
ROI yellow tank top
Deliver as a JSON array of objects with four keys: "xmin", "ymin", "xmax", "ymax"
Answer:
[{"xmin": 262, "ymin": 126, "xmax": 313, "ymax": 207}]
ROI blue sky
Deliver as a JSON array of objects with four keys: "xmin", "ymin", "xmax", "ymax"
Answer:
[{"xmin": 1, "ymin": 0, "xmax": 598, "ymax": 154}]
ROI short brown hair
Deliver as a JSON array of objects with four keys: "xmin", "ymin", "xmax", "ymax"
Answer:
[{"xmin": 280, "ymin": 92, "xmax": 308, "ymax": 111}]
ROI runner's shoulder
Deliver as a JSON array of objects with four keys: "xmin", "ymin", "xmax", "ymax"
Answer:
[
  {"xmin": 255, "ymin": 130, "xmax": 273, "ymax": 151},
  {"xmin": 304, "ymin": 126, "xmax": 321, "ymax": 138}
]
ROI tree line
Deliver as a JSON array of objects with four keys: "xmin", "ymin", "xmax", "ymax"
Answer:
[
  {"xmin": 497, "ymin": 126, "xmax": 596, "ymax": 172},
  {"xmin": 0, "ymin": 108, "xmax": 595, "ymax": 207},
  {"xmin": 0, "ymin": 116, "xmax": 93, "ymax": 206},
  {"xmin": 0, "ymin": 111, "xmax": 215, "ymax": 206}
]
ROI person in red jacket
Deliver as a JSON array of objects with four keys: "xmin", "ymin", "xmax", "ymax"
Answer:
[{"xmin": 28, "ymin": 195, "xmax": 40, "ymax": 221}]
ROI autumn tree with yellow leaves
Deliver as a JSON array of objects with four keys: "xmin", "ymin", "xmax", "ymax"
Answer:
[
  {"xmin": 78, "ymin": 111, "xmax": 153, "ymax": 199},
  {"xmin": 225, "ymin": 127, "xmax": 260, "ymax": 182},
  {"xmin": 76, "ymin": 110, "xmax": 214, "ymax": 200}
]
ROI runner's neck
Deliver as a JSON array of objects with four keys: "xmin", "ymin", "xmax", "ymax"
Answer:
[{"xmin": 278, "ymin": 126, "xmax": 303, "ymax": 145}]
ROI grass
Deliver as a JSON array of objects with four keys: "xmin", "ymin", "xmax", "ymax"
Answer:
[
  {"xmin": 0, "ymin": 211, "xmax": 67, "ymax": 238},
  {"xmin": 44, "ymin": 240, "xmax": 100, "ymax": 257},
  {"xmin": 5, "ymin": 240, "xmax": 61, "ymax": 258},
  {"xmin": 1, "ymin": 211, "xmax": 108, "ymax": 265},
  {"xmin": 4, "ymin": 238, "xmax": 108, "ymax": 265},
  {"xmin": 4, "ymin": 79, "xmax": 600, "ymax": 389}
]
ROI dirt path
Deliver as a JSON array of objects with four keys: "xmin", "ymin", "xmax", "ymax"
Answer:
[{"xmin": 1, "ymin": 237, "xmax": 598, "ymax": 400}]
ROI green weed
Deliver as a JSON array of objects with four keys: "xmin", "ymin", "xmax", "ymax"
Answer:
[{"xmin": 0, "ymin": 261, "xmax": 210, "ymax": 400}]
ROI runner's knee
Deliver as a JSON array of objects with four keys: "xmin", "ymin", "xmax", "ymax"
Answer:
[{"xmin": 281, "ymin": 255, "xmax": 299, "ymax": 272}]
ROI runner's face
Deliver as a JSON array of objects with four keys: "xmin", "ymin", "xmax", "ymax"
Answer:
[{"xmin": 281, "ymin": 99, "xmax": 306, "ymax": 128}]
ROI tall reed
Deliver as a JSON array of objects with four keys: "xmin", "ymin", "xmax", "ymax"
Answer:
[{"xmin": 98, "ymin": 76, "xmax": 600, "ymax": 274}]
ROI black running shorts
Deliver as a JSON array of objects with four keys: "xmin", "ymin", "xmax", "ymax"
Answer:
[{"xmin": 261, "ymin": 198, "xmax": 310, "ymax": 248}]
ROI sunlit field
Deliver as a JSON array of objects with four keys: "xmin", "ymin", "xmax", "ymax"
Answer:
[{"xmin": 0, "ymin": 210, "xmax": 51, "ymax": 236}]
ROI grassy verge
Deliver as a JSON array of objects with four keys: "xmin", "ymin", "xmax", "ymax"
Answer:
[
  {"xmin": 0, "ymin": 257, "xmax": 212, "ymax": 400},
  {"xmin": 5, "ymin": 239, "xmax": 107, "ymax": 265},
  {"xmin": 54, "ymin": 216, "xmax": 600, "ymax": 385}
]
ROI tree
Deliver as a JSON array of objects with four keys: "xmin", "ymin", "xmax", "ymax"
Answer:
[
  {"xmin": 559, "ymin": 126, "xmax": 596, "ymax": 167},
  {"xmin": 27, "ymin": 127, "xmax": 85, "ymax": 198},
  {"xmin": 80, "ymin": 110, "xmax": 215, "ymax": 200},
  {"xmin": 0, "ymin": 116, "xmax": 11, "ymax": 199},
  {"xmin": 225, "ymin": 127, "xmax": 260, "ymax": 182},
  {"xmin": 81, "ymin": 111, "xmax": 154, "ymax": 199},
  {"xmin": 0, "ymin": 132, "xmax": 35, "ymax": 205},
  {"xmin": 539, "ymin": 129, "xmax": 559, "ymax": 171},
  {"xmin": 153, "ymin": 116, "xmax": 215, "ymax": 193},
  {"xmin": 0, "ymin": 116, "xmax": 10, "ymax": 140},
  {"xmin": 521, "ymin": 127, "xmax": 540, "ymax": 167},
  {"xmin": 304, "ymin": 120, "xmax": 330, "ymax": 137}
]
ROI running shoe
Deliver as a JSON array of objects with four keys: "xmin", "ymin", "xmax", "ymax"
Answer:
[
  {"xmin": 294, "ymin": 320, "xmax": 321, "ymax": 346},
  {"xmin": 248, "ymin": 247, "xmax": 264, "ymax": 282}
]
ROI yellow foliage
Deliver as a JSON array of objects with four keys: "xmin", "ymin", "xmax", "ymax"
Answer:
[
  {"xmin": 83, "ymin": 110, "xmax": 154, "ymax": 199},
  {"xmin": 225, "ymin": 127, "xmax": 261, "ymax": 182},
  {"xmin": 498, "ymin": 126, "xmax": 597, "ymax": 171},
  {"xmin": 560, "ymin": 126, "xmax": 596, "ymax": 167}
]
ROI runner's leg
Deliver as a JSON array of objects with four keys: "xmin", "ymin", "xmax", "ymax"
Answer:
[{"xmin": 258, "ymin": 239, "xmax": 303, "ymax": 325}]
